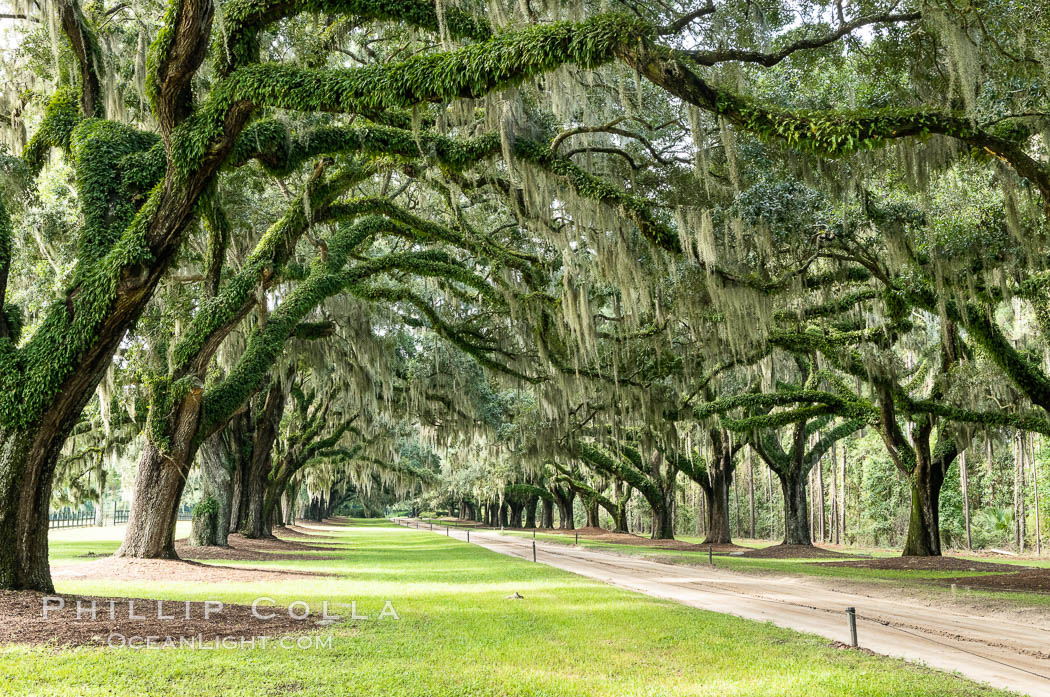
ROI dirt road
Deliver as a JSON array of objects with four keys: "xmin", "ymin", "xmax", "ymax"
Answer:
[{"xmin": 398, "ymin": 521, "xmax": 1050, "ymax": 696}]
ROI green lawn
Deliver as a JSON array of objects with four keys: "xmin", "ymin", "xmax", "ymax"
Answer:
[{"xmin": 0, "ymin": 519, "xmax": 1022, "ymax": 696}]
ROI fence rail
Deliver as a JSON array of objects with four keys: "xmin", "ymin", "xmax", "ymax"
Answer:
[
  {"xmin": 47, "ymin": 509, "xmax": 96, "ymax": 529},
  {"xmin": 48, "ymin": 503, "xmax": 195, "ymax": 528}
]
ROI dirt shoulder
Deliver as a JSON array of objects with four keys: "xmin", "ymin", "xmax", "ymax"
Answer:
[{"xmin": 52, "ymin": 557, "xmax": 332, "ymax": 584}]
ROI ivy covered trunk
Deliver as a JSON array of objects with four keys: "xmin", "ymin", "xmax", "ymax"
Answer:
[
  {"xmin": 903, "ymin": 462, "xmax": 945, "ymax": 556},
  {"xmin": 189, "ymin": 498, "xmax": 220, "ymax": 546},
  {"xmin": 779, "ymin": 471, "xmax": 812, "ymax": 546},
  {"xmin": 117, "ymin": 440, "xmax": 190, "ymax": 559},
  {"xmin": 0, "ymin": 428, "xmax": 59, "ymax": 591},
  {"xmin": 193, "ymin": 433, "xmax": 235, "ymax": 546}
]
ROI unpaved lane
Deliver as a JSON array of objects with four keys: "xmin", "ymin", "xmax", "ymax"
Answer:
[{"xmin": 397, "ymin": 521, "xmax": 1050, "ymax": 696}]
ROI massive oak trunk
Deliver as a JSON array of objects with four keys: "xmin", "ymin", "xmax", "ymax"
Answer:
[
  {"xmin": 117, "ymin": 440, "xmax": 191, "ymax": 559},
  {"xmin": 190, "ymin": 431, "xmax": 236, "ymax": 546},
  {"xmin": 263, "ymin": 470, "xmax": 294, "ymax": 531},
  {"xmin": 524, "ymin": 496, "xmax": 537, "ymax": 528},
  {"xmin": 552, "ymin": 487, "xmax": 575, "ymax": 530},
  {"xmin": 611, "ymin": 481, "xmax": 630, "ymax": 533},
  {"xmin": 117, "ymin": 386, "xmax": 205, "ymax": 559},
  {"xmin": 541, "ymin": 498, "xmax": 554, "ymax": 528},
  {"xmin": 0, "ymin": 1, "xmax": 245, "ymax": 587},
  {"xmin": 584, "ymin": 498, "xmax": 600, "ymax": 528},
  {"xmin": 903, "ymin": 460, "xmax": 945, "ymax": 556},
  {"xmin": 239, "ymin": 383, "xmax": 286, "ymax": 538},
  {"xmin": 0, "ymin": 429, "xmax": 60, "ymax": 591},
  {"xmin": 779, "ymin": 471, "xmax": 812, "ymax": 546},
  {"xmin": 649, "ymin": 487, "xmax": 676, "ymax": 540},
  {"xmin": 238, "ymin": 455, "xmax": 272, "ymax": 538},
  {"xmin": 703, "ymin": 452, "xmax": 734, "ymax": 545},
  {"xmin": 508, "ymin": 500, "xmax": 524, "ymax": 528}
]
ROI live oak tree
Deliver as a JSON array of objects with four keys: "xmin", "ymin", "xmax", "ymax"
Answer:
[
  {"xmin": 2, "ymin": 0, "xmax": 1048, "ymax": 589},
  {"xmin": 695, "ymin": 354, "xmax": 865, "ymax": 546}
]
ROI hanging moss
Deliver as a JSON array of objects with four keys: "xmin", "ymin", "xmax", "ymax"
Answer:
[
  {"xmin": 196, "ymin": 210, "xmax": 507, "ymax": 439},
  {"xmin": 513, "ymin": 139, "xmax": 680, "ymax": 253},
  {"xmin": 169, "ymin": 164, "xmax": 374, "ymax": 372}
]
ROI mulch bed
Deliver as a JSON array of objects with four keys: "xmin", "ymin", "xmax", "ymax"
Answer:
[
  {"xmin": 937, "ymin": 569, "xmax": 1050, "ymax": 593},
  {"xmin": 821, "ymin": 556, "xmax": 1026, "ymax": 573},
  {"xmin": 0, "ymin": 591, "xmax": 331, "ymax": 647},
  {"xmin": 739, "ymin": 544, "xmax": 858, "ymax": 559},
  {"xmin": 173, "ymin": 534, "xmax": 341, "ymax": 561},
  {"xmin": 52, "ymin": 557, "xmax": 331, "ymax": 584}
]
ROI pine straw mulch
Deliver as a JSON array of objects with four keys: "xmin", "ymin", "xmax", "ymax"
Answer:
[
  {"xmin": 51, "ymin": 557, "xmax": 332, "ymax": 584},
  {"xmin": 936, "ymin": 569, "xmax": 1050, "ymax": 593},
  {"xmin": 538, "ymin": 526, "xmax": 751, "ymax": 553},
  {"xmin": 738, "ymin": 544, "xmax": 859, "ymax": 559},
  {"xmin": 821, "ymin": 556, "xmax": 1028, "ymax": 573},
  {"xmin": 0, "ymin": 590, "xmax": 330, "ymax": 647},
  {"xmin": 172, "ymin": 533, "xmax": 343, "ymax": 562}
]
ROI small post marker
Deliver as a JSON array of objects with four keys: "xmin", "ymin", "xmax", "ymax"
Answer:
[
  {"xmin": 709, "ymin": 544, "xmax": 713, "ymax": 565},
  {"xmin": 533, "ymin": 540, "xmax": 537, "ymax": 562},
  {"xmin": 575, "ymin": 531, "xmax": 578, "ymax": 545},
  {"xmin": 430, "ymin": 521, "xmax": 433, "ymax": 531},
  {"xmin": 446, "ymin": 526, "xmax": 449, "ymax": 536},
  {"xmin": 467, "ymin": 529, "xmax": 470, "ymax": 543},
  {"xmin": 846, "ymin": 607, "xmax": 858, "ymax": 648}
]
